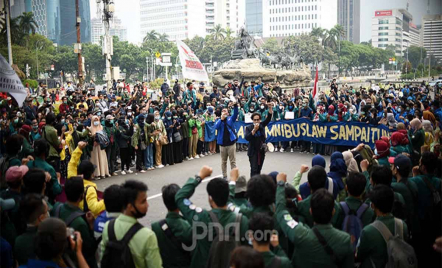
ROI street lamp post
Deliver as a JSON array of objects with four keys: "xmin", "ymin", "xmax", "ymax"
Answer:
[
  {"xmin": 35, "ymin": 40, "xmax": 44, "ymax": 79},
  {"xmin": 144, "ymin": 47, "xmax": 155, "ymax": 81},
  {"xmin": 146, "ymin": 57, "xmax": 149, "ymax": 81}
]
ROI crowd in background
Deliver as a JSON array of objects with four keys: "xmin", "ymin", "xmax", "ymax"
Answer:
[{"xmin": 0, "ymin": 77, "xmax": 441, "ymax": 268}]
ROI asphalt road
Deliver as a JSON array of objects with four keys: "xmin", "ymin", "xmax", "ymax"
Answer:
[{"xmin": 95, "ymin": 150, "xmax": 330, "ymax": 227}]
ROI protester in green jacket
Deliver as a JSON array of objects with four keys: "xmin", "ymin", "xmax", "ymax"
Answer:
[
  {"xmin": 151, "ymin": 184, "xmax": 192, "ymax": 268},
  {"xmin": 275, "ymin": 172, "xmax": 354, "ymax": 268}
]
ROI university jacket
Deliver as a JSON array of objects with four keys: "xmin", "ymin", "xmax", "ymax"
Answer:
[
  {"xmin": 175, "ymin": 177, "xmax": 249, "ymax": 268},
  {"xmin": 151, "ymin": 212, "xmax": 193, "ymax": 268},
  {"xmin": 214, "ymin": 105, "xmax": 238, "ymax": 146},
  {"xmin": 275, "ymin": 184, "xmax": 354, "ymax": 268}
]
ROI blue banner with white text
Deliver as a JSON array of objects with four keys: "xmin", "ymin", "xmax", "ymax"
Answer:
[{"xmin": 233, "ymin": 118, "xmax": 392, "ymax": 147}]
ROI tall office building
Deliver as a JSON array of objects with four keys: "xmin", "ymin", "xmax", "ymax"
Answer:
[
  {"xmin": 139, "ymin": 0, "xmax": 244, "ymax": 42},
  {"xmin": 262, "ymin": 0, "xmax": 337, "ymax": 38},
  {"xmin": 246, "ymin": 0, "xmax": 263, "ymax": 36},
  {"xmin": 421, "ymin": 15, "xmax": 442, "ymax": 64},
  {"xmin": 371, "ymin": 9, "xmax": 413, "ymax": 57},
  {"xmin": 337, "ymin": 0, "xmax": 360, "ymax": 44},
  {"xmin": 92, "ymin": 17, "xmax": 128, "ymax": 45},
  {"xmin": 409, "ymin": 22, "xmax": 421, "ymax": 47},
  {"xmin": 59, "ymin": 0, "xmax": 91, "ymax": 46},
  {"xmin": 110, "ymin": 17, "xmax": 128, "ymax": 42}
]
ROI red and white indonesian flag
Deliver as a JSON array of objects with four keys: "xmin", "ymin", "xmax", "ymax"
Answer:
[
  {"xmin": 177, "ymin": 40, "xmax": 209, "ymax": 83},
  {"xmin": 312, "ymin": 65, "xmax": 319, "ymax": 100},
  {"xmin": 0, "ymin": 54, "xmax": 27, "ymax": 107}
]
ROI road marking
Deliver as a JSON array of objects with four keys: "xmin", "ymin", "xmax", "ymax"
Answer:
[{"xmin": 146, "ymin": 174, "xmax": 223, "ymax": 200}]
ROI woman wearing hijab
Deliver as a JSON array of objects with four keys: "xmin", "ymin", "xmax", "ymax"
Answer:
[
  {"xmin": 89, "ymin": 115, "xmax": 110, "ymax": 179},
  {"xmin": 422, "ymin": 120, "xmax": 434, "ymax": 147},
  {"xmin": 328, "ymin": 152, "xmax": 348, "ymax": 202},
  {"xmin": 386, "ymin": 113, "xmax": 397, "ymax": 129},
  {"xmin": 373, "ymin": 140, "xmax": 390, "ymax": 167},
  {"xmin": 342, "ymin": 151, "xmax": 358, "ymax": 173},
  {"xmin": 162, "ymin": 111, "xmax": 175, "ymax": 166},
  {"xmin": 390, "ymin": 132, "xmax": 411, "ymax": 155},
  {"xmin": 409, "ymin": 118, "xmax": 425, "ymax": 154},
  {"xmin": 153, "ymin": 111, "xmax": 167, "ymax": 168}
]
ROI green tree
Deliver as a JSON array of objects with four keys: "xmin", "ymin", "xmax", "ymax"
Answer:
[
  {"xmin": 261, "ymin": 37, "xmax": 280, "ymax": 54},
  {"xmin": 143, "ymin": 30, "xmax": 159, "ymax": 43},
  {"xmin": 225, "ymin": 27, "xmax": 233, "ymax": 39},
  {"xmin": 211, "ymin": 24, "xmax": 226, "ymax": 41},
  {"xmin": 18, "ymin": 12, "xmax": 38, "ymax": 35},
  {"xmin": 158, "ymin": 33, "xmax": 169, "ymax": 42},
  {"xmin": 310, "ymin": 27, "xmax": 326, "ymax": 41},
  {"xmin": 407, "ymin": 46, "xmax": 426, "ymax": 68},
  {"xmin": 284, "ymin": 34, "xmax": 324, "ymax": 65}
]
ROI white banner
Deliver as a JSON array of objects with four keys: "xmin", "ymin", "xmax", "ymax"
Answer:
[
  {"xmin": 0, "ymin": 55, "xmax": 27, "ymax": 107},
  {"xmin": 176, "ymin": 40, "xmax": 209, "ymax": 83}
]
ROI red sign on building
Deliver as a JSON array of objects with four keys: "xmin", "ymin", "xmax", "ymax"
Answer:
[{"xmin": 375, "ymin": 10, "xmax": 392, "ymax": 17}]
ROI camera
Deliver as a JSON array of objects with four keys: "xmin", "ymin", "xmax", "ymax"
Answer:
[{"xmin": 67, "ymin": 227, "xmax": 76, "ymax": 241}]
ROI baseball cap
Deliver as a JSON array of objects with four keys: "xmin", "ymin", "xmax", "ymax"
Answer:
[
  {"xmin": 0, "ymin": 198, "xmax": 15, "ymax": 211},
  {"xmin": 207, "ymin": 107, "xmax": 214, "ymax": 114},
  {"xmin": 235, "ymin": 176, "xmax": 247, "ymax": 194},
  {"xmin": 5, "ymin": 165, "xmax": 29, "ymax": 183},
  {"xmin": 105, "ymin": 115, "xmax": 114, "ymax": 120},
  {"xmin": 388, "ymin": 155, "xmax": 412, "ymax": 171}
]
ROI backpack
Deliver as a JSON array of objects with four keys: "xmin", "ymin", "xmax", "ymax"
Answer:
[
  {"xmin": 54, "ymin": 204, "xmax": 86, "ymax": 227},
  {"xmin": 340, "ymin": 202, "xmax": 368, "ymax": 252},
  {"xmin": 101, "ymin": 220, "xmax": 143, "ymax": 268},
  {"xmin": 206, "ymin": 211, "xmax": 242, "ymax": 268},
  {"xmin": 95, "ymin": 130, "xmax": 110, "ymax": 150},
  {"xmin": 0, "ymin": 155, "xmax": 16, "ymax": 189},
  {"xmin": 159, "ymin": 219, "xmax": 191, "ymax": 262},
  {"xmin": 371, "ymin": 218, "xmax": 417, "ymax": 268}
]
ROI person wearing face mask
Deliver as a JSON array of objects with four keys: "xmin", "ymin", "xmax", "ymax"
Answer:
[
  {"xmin": 115, "ymin": 119, "xmax": 133, "ymax": 175},
  {"xmin": 30, "ymin": 119, "xmax": 41, "ymax": 141},
  {"xmin": 299, "ymin": 99, "xmax": 313, "ymax": 154},
  {"xmin": 59, "ymin": 97, "xmax": 70, "ymax": 115},
  {"xmin": 171, "ymin": 110, "xmax": 184, "ymax": 164},
  {"xmin": 180, "ymin": 111, "xmax": 190, "ymax": 160},
  {"xmin": 153, "ymin": 111, "xmax": 166, "ymax": 168},
  {"xmin": 88, "ymin": 116, "xmax": 110, "ymax": 180},
  {"xmin": 101, "ymin": 180, "xmax": 162, "ymax": 268},
  {"xmin": 214, "ymin": 102, "xmax": 239, "ymax": 179},
  {"xmin": 104, "ymin": 115, "xmax": 118, "ymax": 176},
  {"xmin": 162, "ymin": 111, "xmax": 175, "ymax": 166},
  {"xmin": 183, "ymin": 82, "xmax": 197, "ymax": 108},
  {"xmin": 188, "ymin": 110, "xmax": 202, "ymax": 160},
  {"xmin": 132, "ymin": 114, "xmax": 148, "ymax": 173}
]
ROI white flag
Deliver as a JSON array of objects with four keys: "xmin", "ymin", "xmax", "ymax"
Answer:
[{"xmin": 176, "ymin": 40, "xmax": 209, "ymax": 82}]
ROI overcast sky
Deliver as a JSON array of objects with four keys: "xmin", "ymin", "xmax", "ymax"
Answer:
[
  {"xmin": 90, "ymin": 0, "xmax": 141, "ymax": 44},
  {"xmin": 90, "ymin": 0, "xmax": 441, "ymax": 44}
]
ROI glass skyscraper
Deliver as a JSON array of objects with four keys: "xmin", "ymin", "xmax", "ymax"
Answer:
[{"xmin": 246, "ymin": 0, "xmax": 263, "ymax": 36}]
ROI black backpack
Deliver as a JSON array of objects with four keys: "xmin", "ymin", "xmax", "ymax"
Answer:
[
  {"xmin": 101, "ymin": 219, "xmax": 143, "ymax": 268},
  {"xmin": 206, "ymin": 211, "xmax": 242, "ymax": 268}
]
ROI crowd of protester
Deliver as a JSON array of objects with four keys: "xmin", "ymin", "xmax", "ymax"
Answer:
[{"xmin": 0, "ymin": 77, "xmax": 441, "ymax": 268}]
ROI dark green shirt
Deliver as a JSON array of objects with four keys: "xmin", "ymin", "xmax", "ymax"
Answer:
[
  {"xmin": 151, "ymin": 212, "xmax": 192, "ymax": 268},
  {"xmin": 356, "ymin": 215, "xmax": 409, "ymax": 268},
  {"xmin": 51, "ymin": 203, "xmax": 97, "ymax": 268},
  {"xmin": 14, "ymin": 225, "xmax": 37, "ymax": 265},
  {"xmin": 275, "ymin": 185, "xmax": 354, "ymax": 268},
  {"xmin": 261, "ymin": 247, "xmax": 293, "ymax": 268},
  {"xmin": 175, "ymin": 178, "xmax": 249, "ymax": 268},
  {"xmin": 297, "ymin": 194, "xmax": 341, "ymax": 228}
]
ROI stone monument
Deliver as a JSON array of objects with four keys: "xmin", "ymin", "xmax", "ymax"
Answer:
[{"xmin": 213, "ymin": 28, "xmax": 311, "ymax": 88}]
